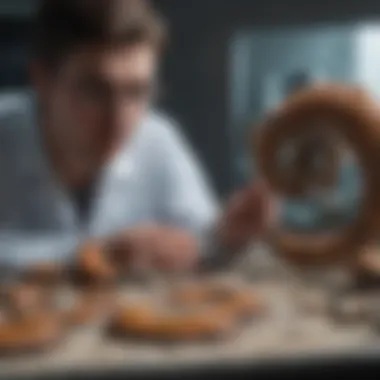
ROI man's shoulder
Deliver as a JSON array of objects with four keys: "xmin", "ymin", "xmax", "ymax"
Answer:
[
  {"xmin": 142, "ymin": 110, "xmax": 187, "ymax": 147},
  {"xmin": 0, "ymin": 91, "xmax": 35, "ymax": 139},
  {"xmin": 125, "ymin": 110, "xmax": 189, "ymax": 167},
  {"xmin": 0, "ymin": 91, "xmax": 36, "ymax": 161},
  {"xmin": 145, "ymin": 109, "xmax": 179, "ymax": 132}
]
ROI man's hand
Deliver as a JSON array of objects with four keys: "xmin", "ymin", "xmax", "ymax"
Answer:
[
  {"xmin": 105, "ymin": 182, "xmax": 276, "ymax": 272},
  {"xmin": 106, "ymin": 226, "xmax": 199, "ymax": 273},
  {"xmin": 218, "ymin": 182, "xmax": 277, "ymax": 251}
]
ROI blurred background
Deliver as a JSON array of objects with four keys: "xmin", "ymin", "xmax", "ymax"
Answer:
[
  {"xmin": 1, "ymin": 1, "xmax": 380, "ymax": 376},
  {"xmin": 1, "ymin": 0, "xmax": 380, "ymax": 230}
]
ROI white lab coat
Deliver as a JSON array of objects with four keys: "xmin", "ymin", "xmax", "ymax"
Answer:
[{"xmin": 0, "ymin": 93, "xmax": 220, "ymax": 268}]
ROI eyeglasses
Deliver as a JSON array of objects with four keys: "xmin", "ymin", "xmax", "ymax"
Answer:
[{"xmin": 68, "ymin": 76, "xmax": 160, "ymax": 105}]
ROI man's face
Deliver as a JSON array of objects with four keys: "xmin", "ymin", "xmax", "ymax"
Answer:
[{"xmin": 35, "ymin": 44, "xmax": 158, "ymax": 161}]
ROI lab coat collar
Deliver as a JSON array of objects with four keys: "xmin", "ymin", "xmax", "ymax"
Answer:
[
  {"xmin": 106, "ymin": 144, "xmax": 135, "ymax": 182},
  {"xmin": 86, "ymin": 120, "xmax": 149, "ymax": 237},
  {"xmin": 103, "ymin": 114, "xmax": 151, "ymax": 182}
]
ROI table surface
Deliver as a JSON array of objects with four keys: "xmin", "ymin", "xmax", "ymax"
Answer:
[{"xmin": 0, "ymin": 246, "xmax": 379, "ymax": 379}]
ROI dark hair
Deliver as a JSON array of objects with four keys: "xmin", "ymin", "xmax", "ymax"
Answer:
[{"xmin": 33, "ymin": 0, "xmax": 168, "ymax": 68}]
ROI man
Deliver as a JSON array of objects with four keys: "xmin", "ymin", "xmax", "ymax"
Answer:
[{"xmin": 0, "ymin": 0, "xmax": 272, "ymax": 270}]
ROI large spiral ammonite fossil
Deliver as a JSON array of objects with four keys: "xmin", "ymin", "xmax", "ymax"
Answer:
[
  {"xmin": 255, "ymin": 84, "xmax": 380, "ymax": 266},
  {"xmin": 253, "ymin": 121, "xmax": 340, "ymax": 197}
]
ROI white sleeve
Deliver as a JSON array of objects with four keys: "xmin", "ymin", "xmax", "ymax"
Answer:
[
  {"xmin": 155, "ymin": 119, "xmax": 225, "ymax": 260},
  {"xmin": 0, "ymin": 233, "xmax": 80, "ymax": 270},
  {"xmin": 156, "ymin": 119, "xmax": 220, "ymax": 232}
]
